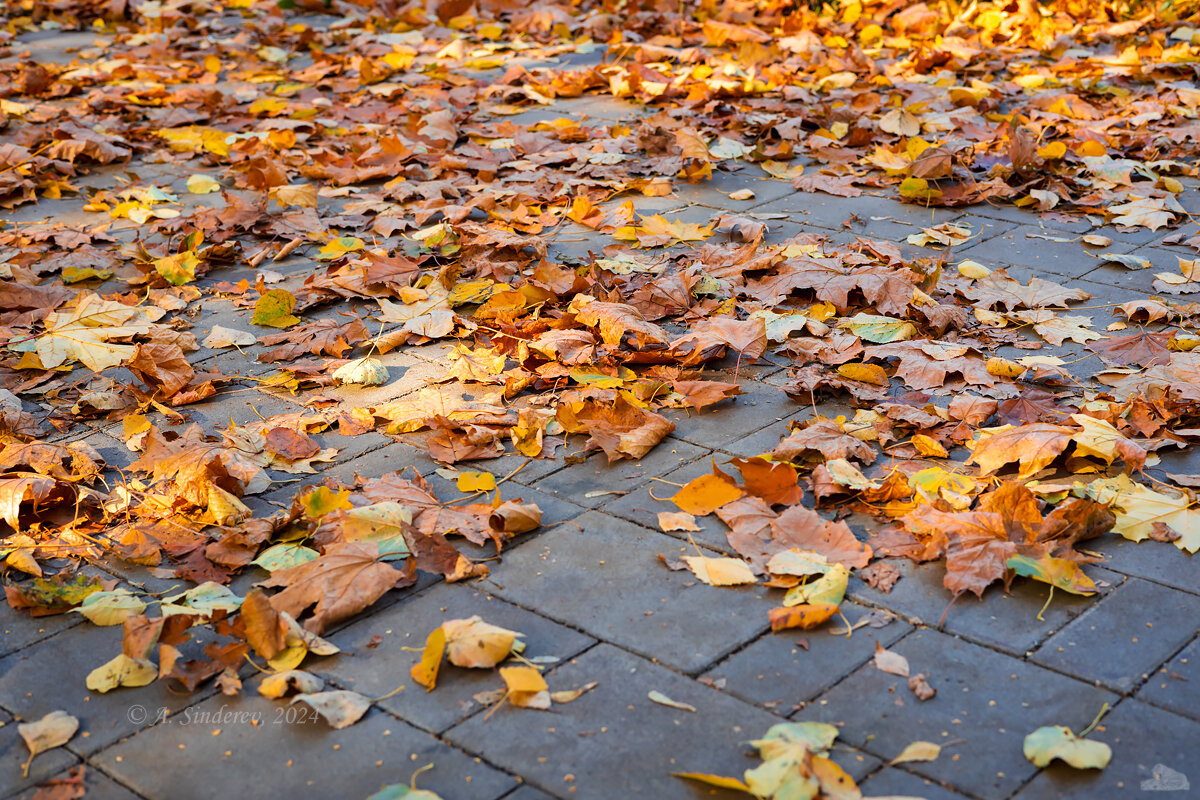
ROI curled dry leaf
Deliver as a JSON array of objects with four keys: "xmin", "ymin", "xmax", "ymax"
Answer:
[
  {"xmin": 18, "ymin": 710, "xmax": 79, "ymax": 777},
  {"xmin": 291, "ymin": 690, "xmax": 371, "ymax": 729}
]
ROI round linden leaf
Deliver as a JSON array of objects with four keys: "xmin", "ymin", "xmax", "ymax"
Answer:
[
  {"xmin": 73, "ymin": 589, "xmax": 146, "ymax": 626},
  {"xmin": 186, "ymin": 174, "xmax": 221, "ymax": 194},
  {"xmin": 332, "ymin": 357, "xmax": 390, "ymax": 386},
  {"xmin": 86, "ymin": 653, "xmax": 157, "ymax": 693},
  {"xmin": 1024, "ymin": 726, "xmax": 1112, "ymax": 769}
]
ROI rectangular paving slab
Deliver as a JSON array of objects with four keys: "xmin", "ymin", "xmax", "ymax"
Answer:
[
  {"xmin": 802, "ymin": 628, "xmax": 1117, "ymax": 798},
  {"xmin": 481, "ymin": 510, "xmax": 776, "ymax": 673},
  {"xmin": 315, "ymin": 581, "xmax": 594, "ymax": 734},
  {"xmin": 445, "ymin": 643, "xmax": 877, "ymax": 800},
  {"xmin": 849, "ymin": 559, "xmax": 1118, "ymax": 656},
  {"xmin": 1031, "ymin": 577, "xmax": 1200, "ymax": 693},
  {"xmin": 0, "ymin": 622, "xmax": 222, "ymax": 756},
  {"xmin": 703, "ymin": 602, "xmax": 911, "ymax": 713},
  {"xmin": 1136, "ymin": 634, "xmax": 1200, "ymax": 722},
  {"xmin": 0, "ymin": 708, "xmax": 80, "ymax": 800},
  {"xmin": 95, "ymin": 684, "xmax": 515, "ymax": 800},
  {"xmin": 1013, "ymin": 699, "xmax": 1200, "ymax": 799}
]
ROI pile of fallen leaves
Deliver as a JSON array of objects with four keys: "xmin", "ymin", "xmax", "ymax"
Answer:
[{"xmin": 2, "ymin": 0, "xmax": 1200, "ymax": 790}]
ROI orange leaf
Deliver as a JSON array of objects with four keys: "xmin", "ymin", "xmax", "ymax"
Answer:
[
  {"xmin": 410, "ymin": 626, "xmax": 445, "ymax": 692},
  {"xmin": 769, "ymin": 603, "xmax": 839, "ymax": 631},
  {"xmin": 671, "ymin": 472, "xmax": 745, "ymax": 516}
]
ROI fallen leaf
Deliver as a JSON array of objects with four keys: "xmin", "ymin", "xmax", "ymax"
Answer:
[
  {"xmin": 891, "ymin": 740, "xmax": 941, "ymax": 764},
  {"xmin": 648, "ymin": 690, "xmax": 697, "ymax": 712},
  {"xmin": 1024, "ymin": 726, "xmax": 1111, "ymax": 769},
  {"xmin": 18, "ymin": 711, "xmax": 78, "ymax": 777},
  {"xmin": 292, "ymin": 690, "xmax": 371, "ymax": 729}
]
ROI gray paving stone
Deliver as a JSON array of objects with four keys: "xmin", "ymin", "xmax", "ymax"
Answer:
[
  {"xmin": 1088, "ymin": 537, "xmax": 1199, "ymax": 596},
  {"xmin": 530, "ymin": 439, "xmax": 708, "ymax": 509},
  {"xmin": 668, "ymin": 377, "xmax": 801, "ymax": 452},
  {"xmin": 316, "ymin": 581, "xmax": 594, "ymax": 734},
  {"xmin": 483, "ymin": 511, "xmax": 774, "ymax": 673},
  {"xmin": 1137, "ymin": 634, "xmax": 1200, "ymax": 722},
  {"xmin": 849, "ymin": 559, "xmax": 1118, "ymax": 656},
  {"xmin": 0, "ymin": 708, "xmax": 80, "ymax": 800},
  {"xmin": 752, "ymin": 191, "xmax": 960, "ymax": 232},
  {"xmin": 7, "ymin": 765, "xmax": 140, "ymax": 800},
  {"xmin": 165, "ymin": 386, "xmax": 311, "ymax": 433},
  {"xmin": 1014, "ymin": 699, "xmax": 1200, "ymax": 799},
  {"xmin": 704, "ymin": 603, "xmax": 911, "ymax": 713},
  {"xmin": 97, "ymin": 686, "xmax": 515, "ymax": 800},
  {"xmin": 804, "ymin": 628, "xmax": 1117, "ymax": 799},
  {"xmin": 445, "ymin": 643, "xmax": 877, "ymax": 800},
  {"xmin": 322, "ymin": 353, "xmax": 443, "ymax": 407},
  {"xmin": 959, "ymin": 228, "xmax": 1135, "ymax": 279},
  {"xmin": 599, "ymin": 457, "xmax": 737, "ymax": 554},
  {"xmin": 1081, "ymin": 258, "xmax": 1174, "ymax": 296},
  {"xmin": 1031, "ymin": 578, "xmax": 1200, "ymax": 693},
  {"xmin": 966, "ymin": 201, "xmax": 1091, "ymax": 231},
  {"xmin": 0, "ymin": 600, "xmax": 85, "ymax": 659},
  {"xmin": 500, "ymin": 786, "xmax": 558, "ymax": 800},
  {"xmin": 857, "ymin": 767, "xmax": 972, "ymax": 800},
  {"xmin": 672, "ymin": 166, "xmax": 796, "ymax": 209},
  {"xmin": 717, "ymin": 418, "xmax": 793, "ymax": 458},
  {"xmin": 0, "ymin": 622, "xmax": 219, "ymax": 755}
]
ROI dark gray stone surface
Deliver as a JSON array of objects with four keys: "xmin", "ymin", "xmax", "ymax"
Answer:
[
  {"xmin": 1137, "ymin": 634, "xmax": 1200, "ymax": 721},
  {"xmin": 0, "ymin": 622, "xmax": 221, "ymax": 755},
  {"xmin": 1014, "ymin": 699, "xmax": 1200, "ymax": 799},
  {"xmin": 483, "ymin": 511, "xmax": 774, "ymax": 673},
  {"xmin": 98, "ymin": 687, "xmax": 516, "ymax": 800},
  {"xmin": 849, "ymin": 559, "xmax": 1119, "ymax": 656},
  {"xmin": 7, "ymin": 765, "xmax": 141, "ymax": 800},
  {"xmin": 1031, "ymin": 578, "xmax": 1200, "ymax": 693},
  {"xmin": 445, "ymin": 643, "xmax": 877, "ymax": 800},
  {"xmin": 704, "ymin": 603, "xmax": 911, "ymax": 712},
  {"xmin": 316, "ymin": 581, "xmax": 594, "ymax": 734},
  {"xmin": 803, "ymin": 629, "xmax": 1117, "ymax": 798}
]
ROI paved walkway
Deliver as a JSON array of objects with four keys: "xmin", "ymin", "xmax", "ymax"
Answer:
[{"xmin": 3, "ymin": 17, "xmax": 1200, "ymax": 800}]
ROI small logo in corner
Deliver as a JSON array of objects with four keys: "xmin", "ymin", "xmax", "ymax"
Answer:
[{"xmin": 1142, "ymin": 764, "xmax": 1189, "ymax": 792}]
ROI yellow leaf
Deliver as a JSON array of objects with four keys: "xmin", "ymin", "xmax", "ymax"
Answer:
[
  {"xmin": 317, "ymin": 237, "xmax": 364, "ymax": 261},
  {"xmin": 252, "ymin": 289, "xmax": 300, "ymax": 328},
  {"xmin": 682, "ymin": 556, "xmax": 758, "ymax": 586},
  {"xmin": 911, "ymin": 434, "xmax": 949, "ymax": 458},
  {"xmin": 186, "ymin": 174, "xmax": 221, "ymax": 194},
  {"xmin": 1037, "ymin": 142, "xmax": 1066, "ymax": 159},
  {"xmin": 457, "ymin": 471, "xmax": 497, "ymax": 492},
  {"xmin": 270, "ymin": 184, "xmax": 318, "ymax": 208},
  {"xmin": 892, "ymin": 740, "xmax": 941, "ymax": 764},
  {"xmin": 86, "ymin": 653, "xmax": 157, "ymax": 693},
  {"xmin": 836, "ymin": 363, "xmax": 889, "ymax": 386},
  {"xmin": 153, "ymin": 251, "xmax": 199, "ymax": 285},
  {"xmin": 986, "ymin": 357, "xmax": 1024, "ymax": 378},
  {"xmin": 411, "ymin": 626, "xmax": 446, "ymax": 692},
  {"xmin": 443, "ymin": 616, "xmax": 520, "ymax": 668},
  {"xmin": 759, "ymin": 160, "xmax": 806, "ymax": 180},
  {"xmin": 300, "ymin": 486, "xmax": 351, "ymax": 518},
  {"xmin": 500, "ymin": 665, "xmax": 547, "ymax": 694},
  {"xmin": 156, "ymin": 126, "xmax": 231, "ymax": 157}
]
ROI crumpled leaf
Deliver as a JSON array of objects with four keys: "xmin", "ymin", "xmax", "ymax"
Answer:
[
  {"xmin": 73, "ymin": 589, "xmax": 146, "ymax": 626},
  {"xmin": 1024, "ymin": 726, "xmax": 1111, "ymax": 769},
  {"xmin": 291, "ymin": 689, "xmax": 371, "ymax": 729},
  {"xmin": 17, "ymin": 710, "xmax": 78, "ymax": 777},
  {"xmin": 258, "ymin": 542, "xmax": 406, "ymax": 633},
  {"xmin": 86, "ymin": 653, "xmax": 157, "ymax": 693}
]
